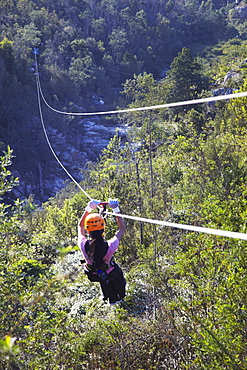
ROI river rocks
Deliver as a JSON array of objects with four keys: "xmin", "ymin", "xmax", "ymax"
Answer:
[{"xmin": 11, "ymin": 117, "xmax": 125, "ymax": 203}]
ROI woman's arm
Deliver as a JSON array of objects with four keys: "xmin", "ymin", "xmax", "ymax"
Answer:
[
  {"xmin": 78, "ymin": 200, "xmax": 100, "ymax": 238},
  {"xmin": 115, "ymin": 214, "xmax": 126, "ymax": 240},
  {"xmin": 108, "ymin": 199, "xmax": 126, "ymax": 241},
  {"xmin": 78, "ymin": 210, "xmax": 89, "ymax": 238}
]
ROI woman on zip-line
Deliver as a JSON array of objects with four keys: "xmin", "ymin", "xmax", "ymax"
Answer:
[{"xmin": 78, "ymin": 198, "xmax": 126, "ymax": 305}]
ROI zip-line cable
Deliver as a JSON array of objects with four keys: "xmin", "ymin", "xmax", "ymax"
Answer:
[
  {"xmin": 34, "ymin": 52, "xmax": 247, "ymax": 241},
  {"xmin": 39, "ymin": 88, "xmax": 247, "ymax": 116},
  {"xmin": 35, "ymin": 58, "xmax": 247, "ymax": 116},
  {"xmin": 34, "ymin": 55, "xmax": 92, "ymax": 201},
  {"xmin": 105, "ymin": 212, "xmax": 247, "ymax": 241}
]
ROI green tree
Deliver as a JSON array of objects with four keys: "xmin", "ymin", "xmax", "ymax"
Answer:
[
  {"xmin": 166, "ymin": 47, "xmax": 208, "ymax": 110},
  {"xmin": 12, "ymin": 22, "xmax": 41, "ymax": 61},
  {"xmin": 108, "ymin": 27, "xmax": 129, "ymax": 63},
  {"xmin": 69, "ymin": 55, "xmax": 96, "ymax": 89},
  {"xmin": 0, "ymin": 146, "xmax": 18, "ymax": 197},
  {"xmin": 0, "ymin": 38, "xmax": 14, "ymax": 74}
]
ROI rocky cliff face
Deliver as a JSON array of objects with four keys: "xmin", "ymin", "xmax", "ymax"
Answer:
[{"xmin": 11, "ymin": 117, "xmax": 125, "ymax": 204}]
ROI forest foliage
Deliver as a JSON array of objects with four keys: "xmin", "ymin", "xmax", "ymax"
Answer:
[
  {"xmin": 0, "ymin": 0, "xmax": 241, "ymax": 173},
  {"xmin": 1, "ymin": 0, "xmax": 247, "ymax": 369}
]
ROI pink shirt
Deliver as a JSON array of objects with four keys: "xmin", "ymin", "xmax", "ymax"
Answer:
[{"xmin": 78, "ymin": 235, "xmax": 119, "ymax": 273}]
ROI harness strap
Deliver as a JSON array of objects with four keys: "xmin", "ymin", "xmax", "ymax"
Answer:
[{"xmin": 85, "ymin": 262, "xmax": 111, "ymax": 272}]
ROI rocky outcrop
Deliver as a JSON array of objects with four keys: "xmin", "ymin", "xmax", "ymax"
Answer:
[
  {"xmin": 234, "ymin": 6, "xmax": 247, "ymax": 19},
  {"xmin": 11, "ymin": 118, "xmax": 126, "ymax": 204}
]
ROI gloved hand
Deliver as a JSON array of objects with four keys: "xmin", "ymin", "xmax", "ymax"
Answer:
[
  {"xmin": 108, "ymin": 198, "xmax": 120, "ymax": 213},
  {"xmin": 85, "ymin": 199, "xmax": 100, "ymax": 213}
]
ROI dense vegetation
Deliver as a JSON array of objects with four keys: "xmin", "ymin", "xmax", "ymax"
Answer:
[
  {"xmin": 0, "ymin": 0, "xmax": 241, "ymax": 183},
  {"xmin": 1, "ymin": 0, "xmax": 247, "ymax": 369}
]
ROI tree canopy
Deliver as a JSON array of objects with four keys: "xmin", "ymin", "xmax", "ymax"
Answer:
[{"xmin": 1, "ymin": 0, "xmax": 247, "ymax": 369}]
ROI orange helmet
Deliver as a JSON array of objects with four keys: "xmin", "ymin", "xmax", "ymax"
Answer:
[{"xmin": 84, "ymin": 213, "xmax": 105, "ymax": 233}]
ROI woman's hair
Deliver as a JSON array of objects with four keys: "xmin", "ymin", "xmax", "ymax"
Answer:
[{"xmin": 85, "ymin": 229, "xmax": 108, "ymax": 267}]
